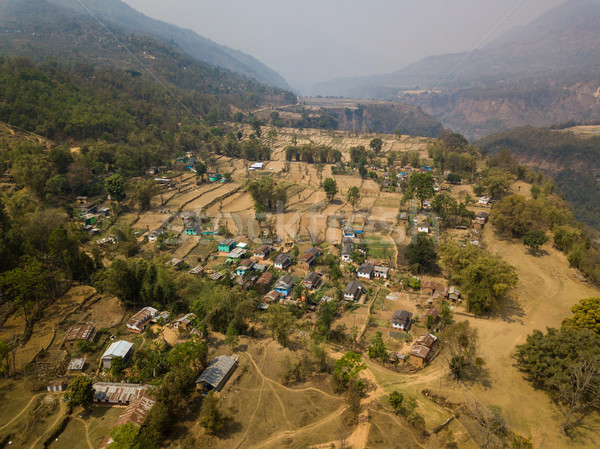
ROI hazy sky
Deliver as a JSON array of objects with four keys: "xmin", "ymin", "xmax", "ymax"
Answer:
[{"xmin": 122, "ymin": 0, "xmax": 566, "ymax": 90}]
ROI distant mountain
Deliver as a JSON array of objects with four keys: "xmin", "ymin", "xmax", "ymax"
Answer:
[
  {"xmin": 312, "ymin": 0, "xmax": 600, "ymax": 138},
  {"xmin": 0, "ymin": 0, "xmax": 290, "ymax": 90},
  {"xmin": 0, "ymin": 0, "xmax": 295, "ymax": 109}
]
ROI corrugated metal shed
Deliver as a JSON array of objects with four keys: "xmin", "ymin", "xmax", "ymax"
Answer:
[
  {"xmin": 93, "ymin": 382, "xmax": 150, "ymax": 404},
  {"xmin": 102, "ymin": 340, "xmax": 133, "ymax": 360},
  {"xmin": 196, "ymin": 355, "xmax": 239, "ymax": 392}
]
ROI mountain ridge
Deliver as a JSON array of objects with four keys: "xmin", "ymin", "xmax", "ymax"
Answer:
[{"xmin": 3, "ymin": 0, "xmax": 292, "ymax": 90}]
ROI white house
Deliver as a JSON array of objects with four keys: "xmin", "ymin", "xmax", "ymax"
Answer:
[
  {"xmin": 417, "ymin": 222, "xmax": 430, "ymax": 233},
  {"xmin": 478, "ymin": 196, "xmax": 491, "ymax": 205},
  {"xmin": 357, "ymin": 263, "xmax": 374, "ymax": 280}
]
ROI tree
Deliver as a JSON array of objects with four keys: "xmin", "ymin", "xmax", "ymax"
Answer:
[
  {"xmin": 266, "ymin": 304, "xmax": 296, "ymax": 347},
  {"xmin": 195, "ymin": 161, "xmax": 207, "ymax": 182},
  {"xmin": 406, "ymin": 172, "xmax": 435, "ymax": 209},
  {"xmin": 389, "ymin": 391, "xmax": 404, "ymax": 414},
  {"xmin": 370, "ymin": 137, "xmax": 383, "ymax": 154},
  {"xmin": 444, "ymin": 321, "xmax": 478, "ymax": 380},
  {"xmin": 332, "ymin": 351, "xmax": 366, "ymax": 392},
  {"xmin": 480, "ymin": 169, "xmax": 512, "ymax": 199},
  {"xmin": 316, "ymin": 299, "xmax": 338, "ymax": 337},
  {"xmin": 490, "ymin": 195, "xmax": 541, "ymax": 237},
  {"xmin": 225, "ymin": 321, "xmax": 239, "ymax": 348},
  {"xmin": 105, "ymin": 173, "xmax": 125, "ymax": 201},
  {"xmin": 563, "ymin": 297, "xmax": 600, "ymax": 335},
  {"xmin": 347, "ymin": 186, "xmax": 360, "ymax": 210},
  {"xmin": 199, "ymin": 392, "xmax": 230, "ymax": 435},
  {"xmin": 523, "ymin": 230, "xmax": 548, "ymax": 253},
  {"xmin": 368, "ymin": 332, "xmax": 388, "ymax": 362},
  {"xmin": 109, "ymin": 423, "xmax": 139, "ymax": 449},
  {"xmin": 134, "ymin": 180, "xmax": 157, "ymax": 211},
  {"xmin": 323, "ymin": 178, "xmax": 338, "ymax": 202},
  {"xmin": 440, "ymin": 243, "xmax": 517, "ymax": 315},
  {"xmin": 248, "ymin": 177, "xmax": 287, "ymax": 212},
  {"xmin": 67, "ymin": 375, "xmax": 95, "ymax": 410},
  {"xmin": 405, "ymin": 233, "xmax": 437, "ymax": 273},
  {"xmin": 111, "ymin": 356, "xmax": 126, "ymax": 377},
  {"xmin": 515, "ymin": 327, "xmax": 600, "ymax": 435}
]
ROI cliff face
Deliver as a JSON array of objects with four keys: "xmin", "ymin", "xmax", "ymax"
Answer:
[{"xmin": 400, "ymin": 76, "xmax": 600, "ymax": 139}]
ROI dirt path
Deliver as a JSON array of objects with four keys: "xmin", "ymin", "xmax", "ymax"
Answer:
[
  {"xmin": 0, "ymin": 393, "xmax": 47, "ymax": 431},
  {"xmin": 29, "ymin": 398, "xmax": 67, "ymax": 449},
  {"xmin": 74, "ymin": 417, "xmax": 94, "ymax": 449}
]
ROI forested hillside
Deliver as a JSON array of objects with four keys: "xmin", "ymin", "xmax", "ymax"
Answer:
[
  {"xmin": 0, "ymin": 0, "xmax": 292, "ymax": 90},
  {"xmin": 478, "ymin": 126, "xmax": 600, "ymax": 228},
  {"xmin": 0, "ymin": 0, "xmax": 296, "ymax": 108}
]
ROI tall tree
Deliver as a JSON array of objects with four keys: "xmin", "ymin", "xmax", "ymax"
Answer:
[
  {"xmin": 406, "ymin": 172, "xmax": 435, "ymax": 209},
  {"xmin": 323, "ymin": 178, "xmax": 338, "ymax": 202},
  {"xmin": 369, "ymin": 137, "xmax": 383, "ymax": 154},
  {"xmin": 105, "ymin": 173, "xmax": 125, "ymax": 201},
  {"xmin": 134, "ymin": 180, "xmax": 157, "ymax": 211},
  {"xmin": 347, "ymin": 186, "xmax": 360, "ymax": 210},
  {"xmin": 67, "ymin": 375, "xmax": 95, "ymax": 410},
  {"xmin": 444, "ymin": 321, "xmax": 479, "ymax": 380}
]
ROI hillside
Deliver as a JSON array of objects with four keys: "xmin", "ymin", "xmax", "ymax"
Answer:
[
  {"xmin": 42, "ymin": 0, "xmax": 291, "ymax": 90},
  {"xmin": 312, "ymin": 0, "xmax": 600, "ymax": 138},
  {"xmin": 477, "ymin": 126, "xmax": 600, "ymax": 229},
  {"xmin": 0, "ymin": 0, "xmax": 296, "ymax": 109}
]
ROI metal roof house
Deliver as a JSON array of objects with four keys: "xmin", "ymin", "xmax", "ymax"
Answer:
[
  {"xmin": 196, "ymin": 355, "xmax": 239, "ymax": 393},
  {"xmin": 64, "ymin": 323, "xmax": 97, "ymax": 347},
  {"xmin": 344, "ymin": 280, "xmax": 363, "ymax": 301},
  {"xmin": 93, "ymin": 382, "xmax": 150, "ymax": 405},
  {"xmin": 101, "ymin": 340, "xmax": 134, "ymax": 369},
  {"xmin": 218, "ymin": 238, "xmax": 237, "ymax": 252},
  {"xmin": 127, "ymin": 306, "xmax": 158, "ymax": 333}
]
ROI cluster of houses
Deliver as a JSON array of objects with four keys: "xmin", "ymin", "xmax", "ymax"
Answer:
[{"xmin": 76, "ymin": 196, "xmax": 110, "ymax": 232}]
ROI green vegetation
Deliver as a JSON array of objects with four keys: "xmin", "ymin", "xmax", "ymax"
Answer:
[
  {"xmin": 563, "ymin": 297, "xmax": 600, "ymax": 336},
  {"xmin": 405, "ymin": 172, "xmax": 435, "ymax": 209},
  {"xmin": 322, "ymin": 177, "xmax": 338, "ymax": 202},
  {"xmin": 248, "ymin": 177, "xmax": 287, "ymax": 212},
  {"xmin": 515, "ymin": 326, "xmax": 600, "ymax": 435},
  {"xmin": 285, "ymin": 144, "xmax": 342, "ymax": 163},
  {"xmin": 440, "ymin": 243, "xmax": 518, "ymax": 315},
  {"xmin": 346, "ymin": 186, "xmax": 361, "ymax": 210},
  {"xmin": 66, "ymin": 375, "xmax": 95, "ymax": 410},
  {"xmin": 478, "ymin": 127, "xmax": 600, "ymax": 228},
  {"xmin": 523, "ymin": 230, "xmax": 548, "ymax": 253},
  {"xmin": 444, "ymin": 321, "xmax": 479, "ymax": 380},
  {"xmin": 405, "ymin": 233, "xmax": 437, "ymax": 274}
]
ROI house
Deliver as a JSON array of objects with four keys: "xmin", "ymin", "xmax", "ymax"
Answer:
[
  {"xmin": 392, "ymin": 310, "xmax": 412, "ymax": 331},
  {"xmin": 127, "ymin": 307, "xmax": 158, "ymax": 333},
  {"xmin": 101, "ymin": 340, "xmax": 134, "ymax": 369},
  {"xmin": 373, "ymin": 266, "xmax": 389, "ymax": 280},
  {"xmin": 476, "ymin": 211, "xmax": 489, "ymax": 222},
  {"xmin": 344, "ymin": 281, "xmax": 363, "ymax": 301},
  {"xmin": 478, "ymin": 196, "xmax": 491, "ymax": 206},
  {"xmin": 208, "ymin": 173, "xmax": 223, "ymax": 182},
  {"xmin": 47, "ymin": 380, "xmax": 67, "ymax": 392},
  {"xmin": 226, "ymin": 248, "xmax": 246, "ymax": 261},
  {"xmin": 303, "ymin": 272, "xmax": 322, "ymax": 290},
  {"xmin": 410, "ymin": 333, "xmax": 438, "ymax": 367},
  {"xmin": 188, "ymin": 265, "xmax": 204, "ymax": 275},
  {"xmin": 274, "ymin": 274, "xmax": 294, "ymax": 297},
  {"xmin": 255, "ymin": 272, "xmax": 274, "ymax": 294},
  {"xmin": 274, "ymin": 253, "xmax": 293, "ymax": 270},
  {"xmin": 409, "ymin": 345, "xmax": 432, "ymax": 367},
  {"xmin": 93, "ymin": 382, "xmax": 149, "ymax": 405},
  {"xmin": 399, "ymin": 213, "xmax": 409, "ymax": 225},
  {"xmin": 78, "ymin": 203, "xmax": 97, "ymax": 214},
  {"xmin": 218, "ymin": 239, "xmax": 237, "ymax": 253},
  {"xmin": 341, "ymin": 242, "xmax": 354, "ymax": 262},
  {"xmin": 249, "ymin": 162, "xmax": 264, "ymax": 170},
  {"xmin": 173, "ymin": 313, "xmax": 197, "ymax": 331},
  {"xmin": 423, "ymin": 200, "xmax": 432, "ymax": 211},
  {"xmin": 64, "ymin": 323, "xmax": 97, "ymax": 347},
  {"xmin": 181, "ymin": 211, "xmax": 197, "ymax": 223},
  {"xmin": 298, "ymin": 248, "xmax": 321, "ymax": 270},
  {"xmin": 448, "ymin": 286, "xmax": 461, "ymax": 301},
  {"xmin": 357, "ymin": 263, "xmax": 374, "ymax": 280},
  {"xmin": 148, "ymin": 228, "xmax": 164, "ymax": 243},
  {"xmin": 97, "ymin": 207, "xmax": 110, "ymax": 217},
  {"xmin": 236, "ymin": 259, "xmax": 255, "ymax": 276},
  {"xmin": 473, "ymin": 218, "xmax": 486, "ymax": 230},
  {"xmin": 67, "ymin": 358, "xmax": 86, "ymax": 373},
  {"xmin": 263, "ymin": 289, "xmax": 281, "ymax": 303},
  {"xmin": 185, "ymin": 223, "xmax": 202, "ymax": 235},
  {"xmin": 343, "ymin": 226, "xmax": 355, "ymax": 239},
  {"xmin": 421, "ymin": 280, "xmax": 438, "ymax": 295},
  {"xmin": 76, "ymin": 196, "xmax": 88, "ymax": 205},
  {"xmin": 209, "ymin": 272, "xmax": 223, "ymax": 281},
  {"xmin": 253, "ymin": 245, "xmax": 272, "ymax": 260},
  {"xmin": 417, "ymin": 222, "xmax": 430, "ymax": 234},
  {"xmin": 98, "ymin": 395, "xmax": 156, "ymax": 448},
  {"xmin": 424, "ymin": 308, "xmax": 440, "ymax": 324},
  {"xmin": 168, "ymin": 258, "xmax": 185, "ymax": 269},
  {"xmin": 196, "ymin": 355, "xmax": 239, "ymax": 393}
]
